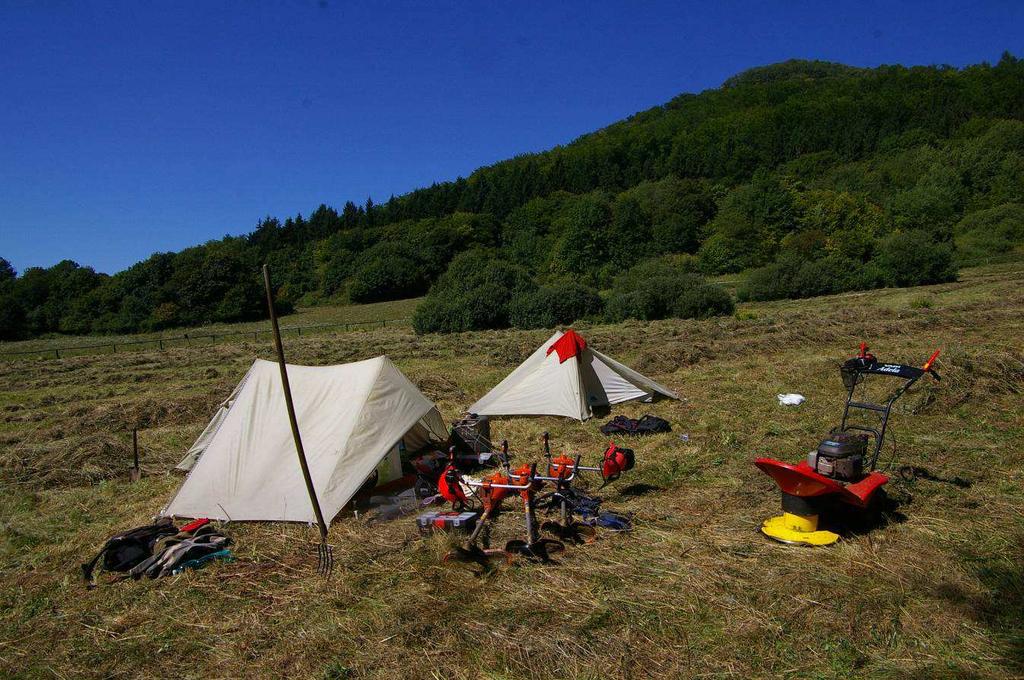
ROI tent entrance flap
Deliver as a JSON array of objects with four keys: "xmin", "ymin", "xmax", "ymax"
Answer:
[{"xmin": 162, "ymin": 356, "xmax": 446, "ymax": 524}]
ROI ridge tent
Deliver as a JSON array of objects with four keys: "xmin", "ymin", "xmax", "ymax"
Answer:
[
  {"xmin": 468, "ymin": 329, "xmax": 679, "ymax": 421},
  {"xmin": 163, "ymin": 356, "xmax": 447, "ymax": 524},
  {"xmin": 175, "ymin": 364, "xmax": 255, "ymax": 472}
]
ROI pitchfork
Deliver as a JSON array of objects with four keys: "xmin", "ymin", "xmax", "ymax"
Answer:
[
  {"xmin": 264, "ymin": 264, "xmax": 335, "ymax": 579},
  {"xmin": 316, "ymin": 535, "xmax": 334, "ymax": 578}
]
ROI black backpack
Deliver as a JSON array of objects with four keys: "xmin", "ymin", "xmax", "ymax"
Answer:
[
  {"xmin": 600, "ymin": 416, "xmax": 633, "ymax": 436},
  {"xmin": 81, "ymin": 517, "xmax": 179, "ymax": 586},
  {"xmin": 128, "ymin": 527, "xmax": 233, "ymax": 580},
  {"xmin": 600, "ymin": 414, "xmax": 671, "ymax": 436},
  {"xmin": 635, "ymin": 415, "xmax": 671, "ymax": 435}
]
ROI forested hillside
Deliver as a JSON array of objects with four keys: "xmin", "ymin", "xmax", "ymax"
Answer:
[{"xmin": 3, "ymin": 54, "xmax": 1023, "ymax": 339}]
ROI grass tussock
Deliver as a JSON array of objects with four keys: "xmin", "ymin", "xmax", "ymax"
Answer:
[{"xmin": 0, "ymin": 262, "xmax": 1023, "ymax": 678}]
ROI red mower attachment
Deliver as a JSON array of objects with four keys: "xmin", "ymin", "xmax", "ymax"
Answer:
[{"xmin": 754, "ymin": 459, "xmax": 888, "ymax": 509}]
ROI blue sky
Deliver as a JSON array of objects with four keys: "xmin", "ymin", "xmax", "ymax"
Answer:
[{"xmin": 1, "ymin": 1, "xmax": 1021, "ymax": 275}]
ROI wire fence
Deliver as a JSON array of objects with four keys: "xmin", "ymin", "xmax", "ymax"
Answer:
[{"xmin": 0, "ymin": 318, "xmax": 410, "ymax": 362}]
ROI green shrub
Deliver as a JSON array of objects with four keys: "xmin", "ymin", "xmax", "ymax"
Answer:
[
  {"xmin": 736, "ymin": 256, "xmax": 802, "ymax": 302},
  {"xmin": 869, "ymin": 230, "xmax": 957, "ymax": 287},
  {"xmin": 412, "ymin": 250, "xmax": 533, "ymax": 334},
  {"xmin": 741, "ymin": 229, "xmax": 956, "ymax": 301},
  {"xmin": 953, "ymin": 203, "xmax": 1024, "ymax": 265},
  {"xmin": 508, "ymin": 281, "xmax": 603, "ymax": 329},
  {"xmin": 148, "ymin": 302, "xmax": 182, "ymax": 330},
  {"xmin": 696, "ymin": 230, "xmax": 752, "ymax": 275},
  {"xmin": 0, "ymin": 292, "xmax": 27, "ymax": 340},
  {"xmin": 738, "ymin": 252, "xmax": 875, "ymax": 301},
  {"xmin": 797, "ymin": 253, "xmax": 874, "ymax": 297},
  {"xmin": 412, "ymin": 283, "xmax": 512, "ymax": 334},
  {"xmin": 606, "ymin": 256, "xmax": 733, "ymax": 321},
  {"xmin": 213, "ymin": 279, "xmax": 267, "ymax": 323},
  {"xmin": 348, "ymin": 242, "xmax": 429, "ymax": 303},
  {"xmin": 671, "ymin": 284, "xmax": 735, "ymax": 319},
  {"xmin": 411, "ymin": 296, "xmax": 462, "ymax": 335}
]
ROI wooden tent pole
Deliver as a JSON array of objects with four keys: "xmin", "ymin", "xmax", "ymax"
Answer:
[{"xmin": 262, "ymin": 264, "xmax": 329, "ymax": 541}]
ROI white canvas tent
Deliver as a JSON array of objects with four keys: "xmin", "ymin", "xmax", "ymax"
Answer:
[
  {"xmin": 163, "ymin": 356, "xmax": 447, "ymax": 524},
  {"xmin": 468, "ymin": 329, "xmax": 679, "ymax": 421}
]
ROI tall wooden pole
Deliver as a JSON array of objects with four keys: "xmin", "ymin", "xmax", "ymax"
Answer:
[{"xmin": 262, "ymin": 264, "xmax": 329, "ymax": 541}]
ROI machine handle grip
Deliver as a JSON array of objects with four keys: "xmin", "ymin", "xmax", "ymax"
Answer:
[{"xmin": 922, "ymin": 348, "xmax": 942, "ymax": 381}]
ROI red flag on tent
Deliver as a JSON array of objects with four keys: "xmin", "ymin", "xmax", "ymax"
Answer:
[{"xmin": 546, "ymin": 329, "xmax": 587, "ymax": 363}]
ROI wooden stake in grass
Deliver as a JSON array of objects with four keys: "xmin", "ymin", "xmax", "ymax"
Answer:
[
  {"xmin": 262, "ymin": 264, "xmax": 333, "ymax": 577},
  {"xmin": 129, "ymin": 428, "xmax": 141, "ymax": 483}
]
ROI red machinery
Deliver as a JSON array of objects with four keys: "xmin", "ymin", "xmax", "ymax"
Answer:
[
  {"xmin": 438, "ymin": 432, "xmax": 638, "ymax": 563},
  {"xmin": 755, "ymin": 344, "xmax": 941, "ymax": 545}
]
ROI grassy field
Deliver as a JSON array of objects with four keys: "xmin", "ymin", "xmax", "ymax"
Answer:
[
  {"xmin": 0, "ymin": 296, "xmax": 422, "ymax": 357},
  {"xmin": 1, "ymin": 262, "xmax": 1022, "ymax": 678}
]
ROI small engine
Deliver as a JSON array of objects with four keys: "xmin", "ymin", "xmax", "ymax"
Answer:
[
  {"xmin": 807, "ymin": 432, "xmax": 869, "ymax": 481},
  {"xmin": 452, "ymin": 413, "xmax": 491, "ymax": 454}
]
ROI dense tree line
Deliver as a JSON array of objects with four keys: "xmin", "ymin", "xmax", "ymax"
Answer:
[{"xmin": 2, "ymin": 54, "xmax": 1023, "ymax": 339}]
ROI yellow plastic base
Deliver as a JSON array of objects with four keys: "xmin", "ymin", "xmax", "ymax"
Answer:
[{"xmin": 761, "ymin": 512, "xmax": 840, "ymax": 546}]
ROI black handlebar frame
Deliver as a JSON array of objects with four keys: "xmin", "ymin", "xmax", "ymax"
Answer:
[{"xmin": 838, "ymin": 359, "xmax": 939, "ymax": 471}]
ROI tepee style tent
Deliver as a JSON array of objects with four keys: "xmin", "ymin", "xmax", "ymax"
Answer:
[
  {"xmin": 468, "ymin": 329, "xmax": 679, "ymax": 421},
  {"xmin": 163, "ymin": 356, "xmax": 447, "ymax": 524}
]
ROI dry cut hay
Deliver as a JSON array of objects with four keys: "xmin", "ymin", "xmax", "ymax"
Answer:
[
  {"xmin": 935, "ymin": 347, "xmax": 1024, "ymax": 407},
  {"xmin": 1, "ymin": 431, "xmax": 133, "ymax": 488},
  {"xmin": 415, "ymin": 374, "xmax": 467, "ymax": 403},
  {"xmin": 0, "ymin": 395, "xmax": 212, "ymax": 488}
]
